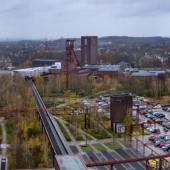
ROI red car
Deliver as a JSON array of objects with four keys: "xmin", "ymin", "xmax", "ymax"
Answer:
[
  {"xmin": 159, "ymin": 141, "xmax": 165, "ymax": 148},
  {"xmin": 140, "ymin": 111, "xmax": 147, "ymax": 115},
  {"xmin": 159, "ymin": 141, "xmax": 170, "ymax": 148}
]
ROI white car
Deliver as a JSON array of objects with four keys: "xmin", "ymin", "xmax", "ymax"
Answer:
[
  {"xmin": 164, "ymin": 135, "xmax": 170, "ymax": 141},
  {"xmin": 153, "ymin": 104, "xmax": 162, "ymax": 109}
]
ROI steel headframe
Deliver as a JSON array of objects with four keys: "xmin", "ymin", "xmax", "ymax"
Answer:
[{"xmin": 65, "ymin": 39, "xmax": 81, "ymax": 89}]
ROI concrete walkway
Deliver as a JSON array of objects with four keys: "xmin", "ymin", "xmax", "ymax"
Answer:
[
  {"xmin": 54, "ymin": 116, "xmax": 97, "ymax": 140},
  {"xmin": 1, "ymin": 121, "xmax": 7, "ymax": 156},
  {"xmin": 68, "ymin": 138, "xmax": 113, "ymax": 146},
  {"xmin": 0, "ymin": 117, "xmax": 8, "ymax": 170},
  {"xmin": 0, "ymin": 118, "xmax": 7, "ymax": 157}
]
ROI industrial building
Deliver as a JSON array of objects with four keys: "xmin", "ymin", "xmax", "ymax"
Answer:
[
  {"xmin": 110, "ymin": 93, "xmax": 133, "ymax": 131},
  {"xmin": 13, "ymin": 67, "xmax": 50, "ymax": 78},
  {"xmin": 32, "ymin": 59, "xmax": 58, "ymax": 67},
  {"xmin": 81, "ymin": 36, "xmax": 98, "ymax": 65},
  {"xmin": 13, "ymin": 62, "xmax": 61, "ymax": 78},
  {"xmin": 83, "ymin": 64, "xmax": 124, "ymax": 79}
]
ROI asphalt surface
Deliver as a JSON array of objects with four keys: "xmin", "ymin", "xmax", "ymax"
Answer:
[
  {"xmin": 102, "ymin": 151, "xmax": 126, "ymax": 170},
  {"xmin": 86, "ymin": 151, "xmax": 108, "ymax": 170},
  {"xmin": 0, "ymin": 120, "xmax": 8, "ymax": 170},
  {"xmin": 115, "ymin": 149, "xmax": 145, "ymax": 170},
  {"xmin": 70, "ymin": 145, "xmax": 79, "ymax": 154},
  {"xmin": 1, "ymin": 122, "xmax": 7, "ymax": 156}
]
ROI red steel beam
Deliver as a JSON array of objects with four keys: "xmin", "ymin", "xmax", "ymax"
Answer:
[{"xmin": 86, "ymin": 153, "xmax": 170, "ymax": 167}]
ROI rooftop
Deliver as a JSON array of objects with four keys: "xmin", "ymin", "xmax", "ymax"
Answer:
[
  {"xmin": 84, "ymin": 64, "xmax": 120, "ymax": 71},
  {"xmin": 56, "ymin": 155, "xmax": 94, "ymax": 170},
  {"xmin": 32, "ymin": 59, "xmax": 57, "ymax": 62},
  {"xmin": 131, "ymin": 70, "xmax": 166, "ymax": 77}
]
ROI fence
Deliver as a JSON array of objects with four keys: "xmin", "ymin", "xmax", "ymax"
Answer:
[{"xmin": 127, "ymin": 136, "xmax": 170, "ymax": 169}]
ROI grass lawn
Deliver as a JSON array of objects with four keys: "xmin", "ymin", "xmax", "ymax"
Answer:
[
  {"xmin": 67, "ymin": 125, "xmax": 84, "ymax": 141},
  {"xmin": 133, "ymin": 126, "xmax": 143, "ymax": 135},
  {"xmin": 85, "ymin": 134, "xmax": 93, "ymax": 140},
  {"xmin": 144, "ymin": 130, "xmax": 151, "ymax": 135},
  {"xmin": 86, "ymin": 129, "xmax": 110, "ymax": 140},
  {"xmin": 81, "ymin": 145, "xmax": 93, "ymax": 152},
  {"xmin": 93, "ymin": 144, "xmax": 106, "ymax": 152},
  {"xmin": 106, "ymin": 142, "xmax": 121, "ymax": 150},
  {"xmin": 5, "ymin": 121, "xmax": 13, "ymax": 144},
  {"xmin": 56, "ymin": 120, "xmax": 71, "ymax": 142},
  {"xmin": 76, "ymin": 134, "xmax": 84, "ymax": 141},
  {"xmin": 161, "ymin": 96, "xmax": 170, "ymax": 103}
]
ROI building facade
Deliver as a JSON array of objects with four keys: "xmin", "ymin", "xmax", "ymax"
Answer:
[
  {"xmin": 81, "ymin": 36, "xmax": 98, "ymax": 65},
  {"xmin": 32, "ymin": 59, "xmax": 57, "ymax": 67},
  {"xmin": 110, "ymin": 93, "xmax": 132, "ymax": 131}
]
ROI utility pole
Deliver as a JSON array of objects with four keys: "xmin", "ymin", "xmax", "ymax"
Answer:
[{"xmin": 84, "ymin": 105, "xmax": 91, "ymax": 146}]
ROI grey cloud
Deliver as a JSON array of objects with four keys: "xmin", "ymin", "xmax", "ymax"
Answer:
[{"xmin": 0, "ymin": 0, "xmax": 170, "ymax": 39}]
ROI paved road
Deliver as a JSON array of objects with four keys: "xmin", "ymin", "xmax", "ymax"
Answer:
[
  {"xmin": 0, "ymin": 119, "xmax": 8, "ymax": 170},
  {"xmin": 1, "ymin": 122, "xmax": 7, "ymax": 156}
]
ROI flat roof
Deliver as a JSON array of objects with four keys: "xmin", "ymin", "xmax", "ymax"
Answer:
[
  {"xmin": 13, "ymin": 66, "xmax": 50, "ymax": 72},
  {"xmin": 131, "ymin": 70, "xmax": 166, "ymax": 77},
  {"xmin": 32, "ymin": 59, "xmax": 57, "ymax": 62},
  {"xmin": 56, "ymin": 155, "xmax": 88, "ymax": 170},
  {"xmin": 111, "ymin": 93, "xmax": 132, "ymax": 97}
]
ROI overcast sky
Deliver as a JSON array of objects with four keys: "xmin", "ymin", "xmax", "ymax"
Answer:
[{"xmin": 0, "ymin": 0, "xmax": 170, "ymax": 39}]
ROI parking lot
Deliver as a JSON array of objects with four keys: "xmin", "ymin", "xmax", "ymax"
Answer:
[
  {"xmin": 81, "ymin": 95, "xmax": 170, "ymax": 168},
  {"xmin": 133, "ymin": 97, "xmax": 170, "ymax": 159},
  {"xmin": 83, "ymin": 95, "xmax": 170, "ymax": 157}
]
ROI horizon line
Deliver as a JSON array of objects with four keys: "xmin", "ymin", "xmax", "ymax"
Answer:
[{"xmin": 0, "ymin": 35, "xmax": 170, "ymax": 42}]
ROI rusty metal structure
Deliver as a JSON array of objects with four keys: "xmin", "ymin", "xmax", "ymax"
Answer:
[
  {"xmin": 64, "ymin": 39, "xmax": 81, "ymax": 89},
  {"xmin": 86, "ymin": 153, "xmax": 170, "ymax": 170},
  {"xmin": 110, "ymin": 93, "xmax": 133, "ymax": 130}
]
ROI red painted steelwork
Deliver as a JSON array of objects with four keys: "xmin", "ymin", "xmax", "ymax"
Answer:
[{"xmin": 86, "ymin": 153, "xmax": 170, "ymax": 167}]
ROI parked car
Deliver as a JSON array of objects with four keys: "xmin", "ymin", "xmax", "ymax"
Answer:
[
  {"xmin": 153, "ymin": 112, "xmax": 165, "ymax": 118},
  {"xmin": 148, "ymin": 136, "xmax": 159, "ymax": 143},
  {"xmin": 153, "ymin": 104, "xmax": 162, "ymax": 109},
  {"xmin": 140, "ymin": 110, "xmax": 148, "ymax": 115},
  {"xmin": 163, "ymin": 107, "xmax": 170, "ymax": 112},
  {"xmin": 147, "ymin": 109, "xmax": 153, "ymax": 114},
  {"xmin": 148, "ymin": 127, "xmax": 160, "ymax": 134},
  {"xmin": 162, "ymin": 121, "xmax": 170, "ymax": 127},
  {"xmin": 144, "ymin": 113, "xmax": 150, "ymax": 118},
  {"xmin": 143, "ymin": 123, "xmax": 152, "ymax": 129},
  {"xmin": 159, "ymin": 135, "xmax": 167, "ymax": 139},
  {"xmin": 159, "ymin": 141, "xmax": 166, "ymax": 148},
  {"xmin": 154, "ymin": 139, "xmax": 164, "ymax": 147},
  {"xmin": 164, "ymin": 135, "xmax": 170, "ymax": 141},
  {"xmin": 162, "ymin": 144, "xmax": 170, "ymax": 152},
  {"xmin": 164, "ymin": 124, "xmax": 170, "ymax": 129},
  {"xmin": 145, "ymin": 114, "xmax": 155, "ymax": 119},
  {"xmin": 163, "ymin": 127, "xmax": 168, "ymax": 132},
  {"xmin": 159, "ymin": 141, "xmax": 170, "ymax": 148}
]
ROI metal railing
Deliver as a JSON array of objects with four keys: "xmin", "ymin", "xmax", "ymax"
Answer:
[{"xmin": 32, "ymin": 82, "xmax": 71, "ymax": 155}]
